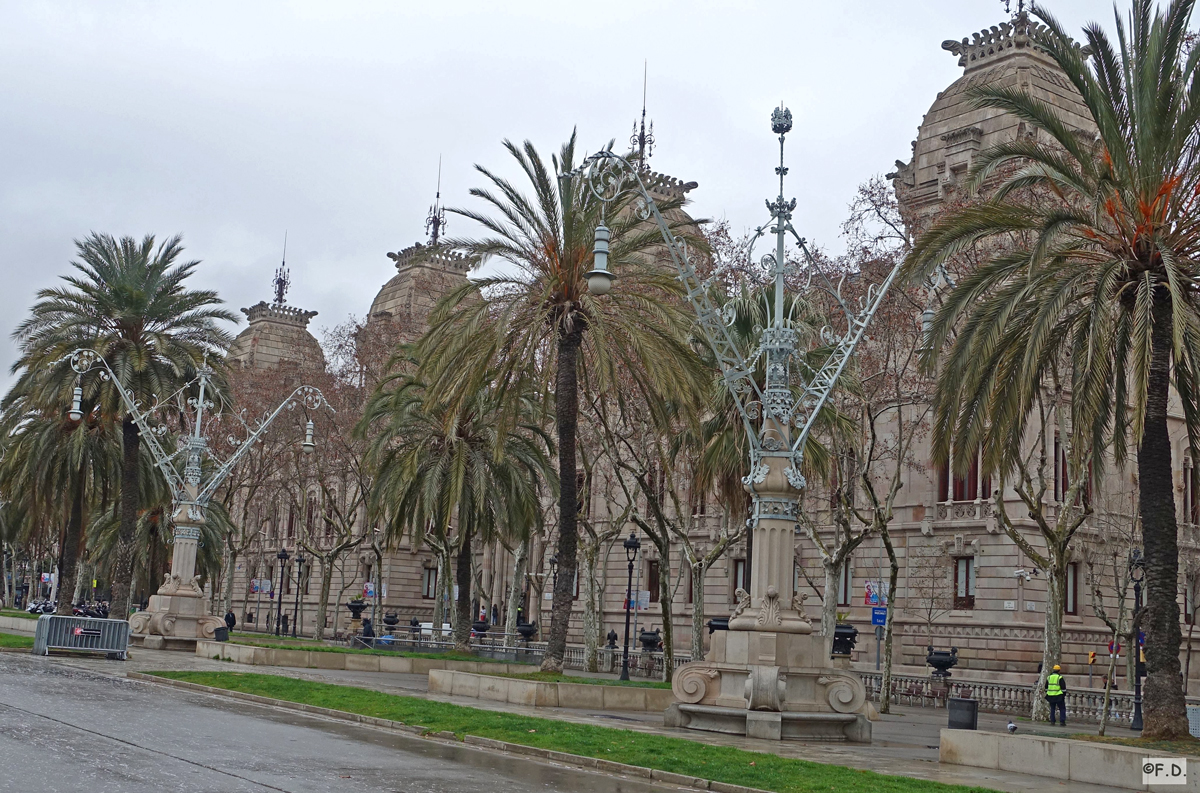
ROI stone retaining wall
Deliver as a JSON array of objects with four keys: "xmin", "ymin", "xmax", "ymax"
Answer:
[
  {"xmin": 0, "ymin": 615, "xmax": 38, "ymax": 633},
  {"xmin": 940, "ymin": 728, "xmax": 1198, "ymax": 791},
  {"xmin": 198, "ymin": 640, "xmax": 534, "ymax": 676},
  {"xmin": 428, "ymin": 669, "xmax": 676, "ymax": 712}
]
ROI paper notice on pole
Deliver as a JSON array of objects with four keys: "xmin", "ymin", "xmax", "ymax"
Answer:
[{"xmin": 637, "ymin": 591, "xmax": 651, "ymax": 610}]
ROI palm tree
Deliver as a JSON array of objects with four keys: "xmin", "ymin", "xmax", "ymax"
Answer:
[
  {"xmin": 360, "ymin": 370, "xmax": 552, "ymax": 652},
  {"xmin": 415, "ymin": 134, "xmax": 708, "ymax": 670},
  {"xmin": 902, "ymin": 0, "xmax": 1200, "ymax": 738},
  {"xmin": 0, "ymin": 396, "xmax": 118, "ymax": 615},
  {"xmin": 8, "ymin": 233, "xmax": 235, "ymax": 617}
]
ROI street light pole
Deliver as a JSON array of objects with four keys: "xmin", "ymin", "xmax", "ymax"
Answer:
[
  {"xmin": 620, "ymin": 532, "xmax": 640, "ymax": 681},
  {"xmin": 65, "ymin": 349, "xmax": 328, "ymax": 644},
  {"xmin": 1130, "ymin": 548, "xmax": 1145, "ymax": 731},
  {"xmin": 579, "ymin": 106, "xmax": 907, "ymax": 635},
  {"xmin": 275, "ymin": 547, "xmax": 290, "ymax": 637},
  {"xmin": 293, "ymin": 552, "xmax": 306, "ymax": 638}
]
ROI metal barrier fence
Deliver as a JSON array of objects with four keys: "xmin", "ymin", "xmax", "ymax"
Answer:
[{"xmin": 33, "ymin": 615, "xmax": 129, "ymax": 660}]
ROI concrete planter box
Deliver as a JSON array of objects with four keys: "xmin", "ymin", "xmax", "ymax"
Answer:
[
  {"xmin": 196, "ymin": 641, "xmax": 533, "ymax": 677},
  {"xmin": 427, "ymin": 669, "xmax": 675, "ymax": 712},
  {"xmin": 0, "ymin": 615, "xmax": 38, "ymax": 633},
  {"xmin": 940, "ymin": 728, "xmax": 1199, "ymax": 791}
]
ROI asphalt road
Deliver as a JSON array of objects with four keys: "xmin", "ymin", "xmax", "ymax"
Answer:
[{"xmin": 0, "ymin": 653, "xmax": 666, "ymax": 793}]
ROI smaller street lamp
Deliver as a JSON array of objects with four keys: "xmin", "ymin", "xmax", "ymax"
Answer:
[
  {"xmin": 585, "ymin": 223, "xmax": 613, "ymax": 296},
  {"xmin": 275, "ymin": 547, "xmax": 290, "ymax": 637},
  {"xmin": 301, "ymin": 420, "xmax": 316, "ymax": 455},
  {"xmin": 292, "ymin": 551, "xmax": 307, "ymax": 638},
  {"xmin": 620, "ymin": 532, "xmax": 641, "ymax": 681},
  {"xmin": 1129, "ymin": 548, "xmax": 1146, "ymax": 731},
  {"xmin": 68, "ymin": 386, "xmax": 84, "ymax": 422}
]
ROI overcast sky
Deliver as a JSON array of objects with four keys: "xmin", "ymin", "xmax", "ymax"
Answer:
[{"xmin": 0, "ymin": 1, "xmax": 1107, "ymax": 390}]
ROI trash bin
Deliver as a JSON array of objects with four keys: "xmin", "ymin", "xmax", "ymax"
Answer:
[
  {"xmin": 213, "ymin": 626, "xmax": 229, "ymax": 642},
  {"xmin": 948, "ymin": 697, "xmax": 978, "ymax": 730}
]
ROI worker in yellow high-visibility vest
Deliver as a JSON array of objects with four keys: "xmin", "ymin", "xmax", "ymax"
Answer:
[{"xmin": 1046, "ymin": 664, "xmax": 1067, "ymax": 726}]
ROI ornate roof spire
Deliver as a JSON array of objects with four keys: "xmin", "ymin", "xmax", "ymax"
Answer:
[
  {"xmin": 630, "ymin": 61, "xmax": 655, "ymax": 170},
  {"xmin": 425, "ymin": 156, "xmax": 446, "ymax": 246},
  {"xmin": 1001, "ymin": 0, "xmax": 1026, "ymax": 18},
  {"xmin": 273, "ymin": 231, "xmax": 290, "ymax": 305}
]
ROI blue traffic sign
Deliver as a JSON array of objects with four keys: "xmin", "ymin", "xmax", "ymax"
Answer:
[{"xmin": 871, "ymin": 607, "xmax": 888, "ymax": 626}]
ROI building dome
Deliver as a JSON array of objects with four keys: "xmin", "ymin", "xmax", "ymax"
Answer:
[
  {"xmin": 368, "ymin": 242, "xmax": 473, "ymax": 340},
  {"xmin": 227, "ymin": 301, "xmax": 325, "ymax": 371},
  {"xmin": 890, "ymin": 12, "xmax": 1095, "ymax": 229}
]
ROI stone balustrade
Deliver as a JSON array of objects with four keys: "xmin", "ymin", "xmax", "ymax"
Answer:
[{"xmin": 860, "ymin": 672, "xmax": 1141, "ymax": 726}]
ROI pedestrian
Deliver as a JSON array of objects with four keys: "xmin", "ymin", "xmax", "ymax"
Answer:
[
  {"xmin": 1046, "ymin": 664, "xmax": 1067, "ymax": 726},
  {"xmin": 224, "ymin": 609, "xmax": 236, "ymax": 632}
]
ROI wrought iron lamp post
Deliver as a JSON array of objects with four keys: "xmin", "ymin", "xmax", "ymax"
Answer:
[
  {"xmin": 1130, "ymin": 548, "xmax": 1145, "ymax": 731},
  {"xmin": 275, "ymin": 547, "xmax": 290, "ymax": 637},
  {"xmin": 581, "ymin": 105, "xmax": 904, "ymax": 635},
  {"xmin": 65, "ymin": 349, "xmax": 329, "ymax": 644},
  {"xmin": 293, "ymin": 551, "xmax": 306, "ymax": 638},
  {"xmin": 620, "ymin": 532, "xmax": 641, "ymax": 681}
]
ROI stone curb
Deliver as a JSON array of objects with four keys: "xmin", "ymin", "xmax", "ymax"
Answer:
[{"xmin": 130, "ymin": 672, "xmax": 774, "ymax": 793}]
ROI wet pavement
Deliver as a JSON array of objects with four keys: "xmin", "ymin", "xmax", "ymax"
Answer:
[
  {"xmin": 0, "ymin": 653, "xmax": 670, "ymax": 793},
  {"xmin": 7, "ymin": 638, "xmax": 1139, "ymax": 793}
]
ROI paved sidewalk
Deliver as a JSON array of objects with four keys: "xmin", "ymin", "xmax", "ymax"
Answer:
[{"xmin": 24, "ymin": 645, "xmax": 1141, "ymax": 793}]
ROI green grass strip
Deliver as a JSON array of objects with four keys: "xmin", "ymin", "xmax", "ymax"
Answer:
[
  {"xmin": 0, "ymin": 632, "xmax": 34, "ymax": 648},
  {"xmin": 151, "ymin": 671, "xmax": 997, "ymax": 793},
  {"xmin": 0, "ymin": 609, "xmax": 40, "ymax": 620}
]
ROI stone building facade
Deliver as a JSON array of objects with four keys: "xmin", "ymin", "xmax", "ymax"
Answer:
[{"xmin": 222, "ymin": 9, "xmax": 1200, "ymax": 693}]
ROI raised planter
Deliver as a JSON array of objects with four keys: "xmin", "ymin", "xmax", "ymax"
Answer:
[
  {"xmin": 427, "ymin": 669, "xmax": 675, "ymax": 712},
  {"xmin": 940, "ymin": 728, "xmax": 1198, "ymax": 791},
  {"xmin": 197, "ymin": 640, "xmax": 534, "ymax": 676}
]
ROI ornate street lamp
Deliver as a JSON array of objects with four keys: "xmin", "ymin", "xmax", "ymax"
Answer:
[
  {"xmin": 579, "ymin": 105, "xmax": 903, "ymax": 635},
  {"xmin": 293, "ymin": 551, "xmax": 307, "ymax": 638},
  {"xmin": 579, "ymin": 106, "xmax": 901, "ymax": 739},
  {"xmin": 1130, "ymin": 547, "xmax": 1146, "ymax": 731},
  {"xmin": 275, "ymin": 547, "xmax": 290, "ymax": 637},
  {"xmin": 65, "ymin": 349, "xmax": 330, "ymax": 644},
  {"xmin": 620, "ymin": 532, "xmax": 641, "ymax": 681}
]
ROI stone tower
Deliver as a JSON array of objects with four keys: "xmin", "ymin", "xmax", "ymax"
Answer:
[
  {"xmin": 889, "ymin": 11, "xmax": 1094, "ymax": 230},
  {"xmin": 227, "ymin": 264, "xmax": 325, "ymax": 371},
  {"xmin": 368, "ymin": 243, "xmax": 473, "ymax": 341}
]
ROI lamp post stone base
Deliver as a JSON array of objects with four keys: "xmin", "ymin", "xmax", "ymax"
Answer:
[{"xmin": 664, "ymin": 631, "xmax": 873, "ymax": 743}]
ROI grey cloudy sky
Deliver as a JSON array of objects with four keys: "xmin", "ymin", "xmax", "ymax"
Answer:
[{"xmin": 0, "ymin": 0, "xmax": 1105, "ymax": 390}]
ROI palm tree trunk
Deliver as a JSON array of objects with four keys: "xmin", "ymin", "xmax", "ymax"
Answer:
[
  {"xmin": 55, "ymin": 465, "xmax": 86, "ymax": 616},
  {"xmin": 110, "ymin": 417, "xmax": 140, "ymax": 619},
  {"xmin": 1140, "ymin": 301, "xmax": 1190, "ymax": 739},
  {"xmin": 543, "ymin": 327, "xmax": 583, "ymax": 672},
  {"xmin": 453, "ymin": 524, "xmax": 474, "ymax": 652}
]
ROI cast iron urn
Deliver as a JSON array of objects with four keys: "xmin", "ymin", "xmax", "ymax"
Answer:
[
  {"xmin": 472, "ymin": 618, "xmax": 490, "ymax": 635},
  {"xmin": 926, "ymin": 645, "xmax": 959, "ymax": 678},
  {"xmin": 346, "ymin": 601, "xmax": 368, "ymax": 619},
  {"xmin": 832, "ymin": 623, "xmax": 858, "ymax": 656},
  {"xmin": 383, "ymin": 612, "xmax": 400, "ymax": 630},
  {"xmin": 639, "ymin": 628, "xmax": 661, "ymax": 653},
  {"xmin": 516, "ymin": 621, "xmax": 538, "ymax": 641}
]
